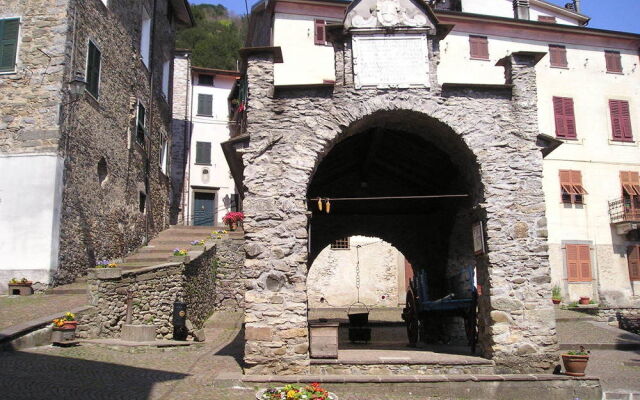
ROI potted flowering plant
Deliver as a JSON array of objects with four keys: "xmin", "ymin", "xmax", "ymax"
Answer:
[
  {"xmin": 170, "ymin": 249, "xmax": 190, "ymax": 263},
  {"xmin": 8, "ymin": 277, "xmax": 33, "ymax": 296},
  {"xmin": 95, "ymin": 260, "xmax": 118, "ymax": 269},
  {"xmin": 257, "ymin": 383, "xmax": 337, "ymax": 400},
  {"xmin": 579, "ymin": 296, "xmax": 590, "ymax": 305},
  {"xmin": 551, "ymin": 284, "xmax": 562, "ymax": 305},
  {"xmin": 190, "ymin": 239, "xmax": 205, "ymax": 249},
  {"xmin": 90, "ymin": 260, "xmax": 122, "ymax": 279},
  {"xmin": 562, "ymin": 346, "xmax": 590, "ymax": 376},
  {"xmin": 222, "ymin": 211, "xmax": 244, "ymax": 231},
  {"xmin": 51, "ymin": 312, "xmax": 78, "ymax": 343}
]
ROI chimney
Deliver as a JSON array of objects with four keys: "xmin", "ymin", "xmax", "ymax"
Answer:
[
  {"xmin": 573, "ymin": 0, "xmax": 581, "ymax": 13},
  {"xmin": 513, "ymin": 0, "xmax": 530, "ymax": 20}
]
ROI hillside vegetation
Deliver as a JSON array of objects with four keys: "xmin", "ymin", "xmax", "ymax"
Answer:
[{"xmin": 176, "ymin": 4, "xmax": 247, "ymax": 70}]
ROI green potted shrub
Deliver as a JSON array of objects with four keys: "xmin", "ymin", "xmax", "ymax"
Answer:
[{"xmin": 562, "ymin": 346, "xmax": 590, "ymax": 376}]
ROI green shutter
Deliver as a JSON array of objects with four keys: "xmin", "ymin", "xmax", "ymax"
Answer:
[
  {"xmin": 0, "ymin": 19, "xmax": 19, "ymax": 72},
  {"xmin": 86, "ymin": 41, "xmax": 101, "ymax": 97},
  {"xmin": 197, "ymin": 94, "xmax": 213, "ymax": 116},
  {"xmin": 195, "ymin": 142, "xmax": 211, "ymax": 165}
]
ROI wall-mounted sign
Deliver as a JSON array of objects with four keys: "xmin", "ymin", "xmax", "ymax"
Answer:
[
  {"xmin": 472, "ymin": 221, "xmax": 485, "ymax": 255},
  {"xmin": 352, "ymin": 33, "xmax": 429, "ymax": 90}
]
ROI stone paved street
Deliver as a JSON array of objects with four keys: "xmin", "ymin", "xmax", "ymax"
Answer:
[{"xmin": 0, "ymin": 291, "xmax": 87, "ymax": 331}]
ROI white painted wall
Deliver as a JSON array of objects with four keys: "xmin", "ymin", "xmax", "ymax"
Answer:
[
  {"xmin": 0, "ymin": 154, "xmax": 63, "ymax": 292},
  {"xmin": 185, "ymin": 73, "xmax": 237, "ymax": 226},
  {"xmin": 273, "ymin": 13, "xmax": 337, "ymax": 85},
  {"xmin": 308, "ymin": 236, "xmax": 405, "ymax": 309},
  {"xmin": 461, "ymin": 0, "xmax": 580, "ymax": 25}
]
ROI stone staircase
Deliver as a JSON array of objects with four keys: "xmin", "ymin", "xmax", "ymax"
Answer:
[{"xmin": 118, "ymin": 225, "xmax": 228, "ymax": 270}]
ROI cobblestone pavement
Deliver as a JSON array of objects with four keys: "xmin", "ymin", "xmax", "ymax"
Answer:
[{"xmin": 0, "ymin": 292, "xmax": 88, "ymax": 331}]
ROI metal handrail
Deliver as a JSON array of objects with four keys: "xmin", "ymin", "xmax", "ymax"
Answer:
[{"xmin": 608, "ymin": 197, "xmax": 640, "ymax": 224}]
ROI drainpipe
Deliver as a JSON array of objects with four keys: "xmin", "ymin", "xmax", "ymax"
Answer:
[{"xmin": 513, "ymin": 0, "xmax": 530, "ymax": 20}]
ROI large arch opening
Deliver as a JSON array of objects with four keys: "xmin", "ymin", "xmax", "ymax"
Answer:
[{"xmin": 306, "ymin": 110, "xmax": 487, "ymax": 360}]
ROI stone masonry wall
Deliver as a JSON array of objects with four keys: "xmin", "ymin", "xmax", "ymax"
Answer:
[
  {"xmin": 0, "ymin": 0, "xmax": 70, "ymax": 154},
  {"xmin": 240, "ymin": 43, "xmax": 557, "ymax": 374},
  {"xmin": 214, "ymin": 234, "xmax": 247, "ymax": 311},
  {"xmin": 170, "ymin": 51, "xmax": 191, "ymax": 224},
  {"xmin": 81, "ymin": 244, "xmax": 218, "ymax": 339},
  {"xmin": 55, "ymin": 0, "xmax": 176, "ymax": 284}
]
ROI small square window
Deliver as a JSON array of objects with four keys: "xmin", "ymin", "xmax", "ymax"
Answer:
[
  {"xmin": 331, "ymin": 238, "xmax": 350, "ymax": 250},
  {"xmin": 559, "ymin": 170, "xmax": 587, "ymax": 204},
  {"xmin": 549, "ymin": 45, "xmax": 567, "ymax": 68},
  {"xmin": 195, "ymin": 141, "xmax": 211, "ymax": 165},
  {"xmin": 0, "ymin": 18, "xmax": 20, "ymax": 73},
  {"xmin": 199, "ymin": 74, "xmax": 214, "ymax": 86},
  {"xmin": 469, "ymin": 35, "xmax": 489, "ymax": 60},
  {"xmin": 197, "ymin": 94, "xmax": 213, "ymax": 116},
  {"xmin": 605, "ymin": 50, "xmax": 622, "ymax": 73}
]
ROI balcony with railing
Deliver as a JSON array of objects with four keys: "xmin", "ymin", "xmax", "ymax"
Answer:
[{"xmin": 609, "ymin": 197, "xmax": 640, "ymax": 234}]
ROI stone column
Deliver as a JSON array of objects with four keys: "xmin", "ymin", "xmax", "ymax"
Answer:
[
  {"xmin": 484, "ymin": 51, "xmax": 558, "ymax": 373},
  {"xmin": 242, "ymin": 51, "xmax": 311, "ymax": 375}
]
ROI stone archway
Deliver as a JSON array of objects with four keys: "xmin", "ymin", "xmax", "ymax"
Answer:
[{"xmin": 240, "ymin": 28, "xmax": 557, "ymax": 372}]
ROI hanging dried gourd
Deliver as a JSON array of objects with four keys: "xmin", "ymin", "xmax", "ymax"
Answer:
[
  {"xmin": 317, "ymin": 198, "xmax": 323, "ymax": 211},
  {"xmin": 325, "ymin": 199, "xmax": 331, "ymax": 214}
]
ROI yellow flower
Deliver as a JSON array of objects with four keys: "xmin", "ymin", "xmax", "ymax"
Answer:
[{"xmin": 287, "ymin": 390, "xmax": 297, "ymax": 399}]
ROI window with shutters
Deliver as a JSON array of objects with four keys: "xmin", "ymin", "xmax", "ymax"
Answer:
[
  {"xmin": 0, "ymin": 18, "xmax": 20, "ymax": 73},
  {"xmin": 314, "ymin": 19, "xmax": 326, "ymax": 46},
  {"xmin": 161, "ymin": 60, "xmax": 170, "ymax": 99},
  {"xmin": 628, "ymin": 245, "xmax": 640, "ymax": 281},
  {"xmin": 609, "ymin": 100, "xmax": 633, "ymax": 142},
  {"xmin": 160, "ymin": 136, "xmax": 169, "ymax": 174},
  {"xmin": 605, "ymin": 50, "xmax": 622, "ymax": 73},
  {"xmin": 565, "ymin": 244, "xmax": 592, "ymax": 282},
  {"xmin": 197, "ymin": 94, "xmax": 213, "ymax": 117},
  {"xmin": 86, "ymin": 40, "xmax": 101, "ymax": 98},
  {"xmin": 140, "ymin": 7, "xmax": 152, "ymax": 68},
  {"xmin": 559, "ymin": 170, "xmax": 587, "ymax": 204},
  {"xmin": 549, "ymin": 45, "xmax": 567, "ymax": 68},
  {"xmin": 538, "ymin": 15, "xmax": 557, "ymax": 23},
  {"xmin": 195, "ymin": 141, "xmax": 211, "ymax": 165},
  {"xmin": 553, "ymin": 96, "xmax": 577, "ymax": 139},
  {"xmin": 136, "ymin": 102, "xmax": 146, "ymax": 145},
  {"xmin": 199, "ymin": 74, "xmax": 214, "ymax": 86},
  {"xmin": 620, "ymin": 171, "xmax": 640, "ymax": 219},
  {"xmin": 331, "ymin": 238, "xmax": 350, "ymax": 250},
  {"xmin": 469, "ymin": 35, "xmax": 489, "ymax": 60}
]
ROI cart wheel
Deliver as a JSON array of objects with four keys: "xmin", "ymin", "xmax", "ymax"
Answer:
[{"xmin": 405, "ymin": 290, "xmax": 420, "ymax": 347}]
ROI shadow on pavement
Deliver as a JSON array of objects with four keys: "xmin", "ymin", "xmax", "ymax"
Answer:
[
  {"xmin": 0, "ymin": 350, "xmax": 188, "ymax": 400},
  {"xmin": 214, "ymin": 325, "xmax": 246, "ymax": 369}
]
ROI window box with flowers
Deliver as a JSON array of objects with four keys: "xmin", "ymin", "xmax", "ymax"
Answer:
[
  {"xmin": 51, "ymin": 312, "xmax": 78, "ymax": 343},
  {"xmin": 170, "ymin": 249, "xmax": 190, "ymax": 263},
  {"xmin": 256, "ymin": 383, "xmax": 337, "ymax": 400},
  {"xmin": 8, "ymin": 278, "xmax": 33, "ymax": 296},
  {"xmin": 222, "ymin": 211, "xmax": 244, "ymax": 231},
  {"xmin": 89, "ymin": 260, "xmax": 122, "ymax": 279}
]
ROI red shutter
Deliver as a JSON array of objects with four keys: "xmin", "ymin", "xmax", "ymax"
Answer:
[
  {"xmin": 314, "ymin": 19, "xmax": 326, "ymax": 45},
  {"xmin": 610, "ymin": 100, "xmax": 632, "ymax": 141},
  {"xmin": 538, "ymin": 15, "xmax": 557, "ymax": 23},
  {"xmin": 554, "ymin": 97, "xmax": 576, "ymax": 139},
  {"xmin": 470, "ymin": 36, "xmax": 488, "ymax": 59},
  {"xmin": 566, "ymin": 244, "xmax": 580, "ymax": 281},
  {"xmin": 628, "ymin": 246, "xmax": 640, "ymax": 281}
]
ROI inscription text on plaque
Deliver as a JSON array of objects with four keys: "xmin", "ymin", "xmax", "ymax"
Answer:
[{"xmin": 352, "ymin": 34, "xmax": 429, "ymax": 89}]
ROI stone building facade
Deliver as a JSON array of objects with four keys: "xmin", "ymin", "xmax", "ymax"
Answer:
[
  {"xmin": 234, "ymin": 0, "xmax": 558, "ymax": 375},
  {"xmin": 0, "ymin": 0, "xmax": 193, "ymax": 291}
]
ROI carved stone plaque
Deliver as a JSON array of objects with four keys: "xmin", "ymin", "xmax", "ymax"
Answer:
[{"xmin": 352, "ymin": 34, "xmax": 429, "ymax": 89}]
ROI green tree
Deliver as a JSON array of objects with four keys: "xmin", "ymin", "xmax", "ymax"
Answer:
[{"xmin": 176, "ymin": 4, "xmax": 247, "ymax": 70}]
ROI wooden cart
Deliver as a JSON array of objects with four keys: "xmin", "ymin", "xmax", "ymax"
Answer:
[{"xmin": 401, "ymin": 267, "xmax": 478, "ymax": 353}]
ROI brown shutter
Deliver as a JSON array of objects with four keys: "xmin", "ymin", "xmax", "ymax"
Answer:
[
  {"xmin": 605, "ymin": 50, "xmax": 622, "ymax": 73},
  {"xmin": 577, "ymin": 245, "xmax": 592, "ymax": 281},
  {"xmin": 620, "ymin": 100, "xmax": 633, "ymax": 141},
  {"xmin": 570, "ymin": 170, "xmax": 587, "ymax": 194},
  {"xmin": 314, "ymin": 19, "xmax": 325, "ymax": 45},
  {"xmin": 549, "ymin": 45, "xmax": 567, "ymax": 68},
  {"xmin": 566, "ymin": 244, "xmax": 580, "ymax": 281},
  {"xmin": 621, "ymin": 171, "xmax": 640, "ymax": 195},
  {"xmin": 470, "ymin": 36, "xmax": 488, "ymax": 59},
  {"xmin": 554, "ymin": 97, "xmax": 566, "ymax": 137},
  {"xmin": 559, "ymin": 170, "xmax": 576, "ymax": 194},
  {"xmin": 629, "ymin": 246, "xmax": 640, "ymax": 281}
]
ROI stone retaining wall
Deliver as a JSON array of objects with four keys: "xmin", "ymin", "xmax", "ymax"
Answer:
[
  {"xmin": 80, "ymin": 245, "xmax": 218, "ymax": 340},
  {"xmin": 214, "ymin": 235, "xmax": 246, "ymax": 311}
]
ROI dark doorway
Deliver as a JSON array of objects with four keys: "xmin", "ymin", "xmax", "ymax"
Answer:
[{"xmin": 193, "ymin": 192, "xmax": 215, "ymax": 226}]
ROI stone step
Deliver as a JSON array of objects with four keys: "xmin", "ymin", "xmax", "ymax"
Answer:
[
  {"xmin": 44, "ymin": 281, "xmax": 87, "ymax": 295},
  {"xmin": 169, "ymin": 224, "xmax": 226, "ymax": 230},
  {"xmin": 124, "ymin": 254, "xmax": 171, "ymax": 262}
]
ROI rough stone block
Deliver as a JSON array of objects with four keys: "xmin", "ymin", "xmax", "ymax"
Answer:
[
  {"xmin": 121, "ymin": 324, "xmax": 156, "ymax": 342},
  {"xmin": 246, "ymin": 326, "xmax": 273, "ymax": 341}
]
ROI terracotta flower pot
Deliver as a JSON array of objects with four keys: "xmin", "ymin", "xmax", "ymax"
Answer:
[
  {"xmin": 562, "ymin": 354, "xmax": 589, "ymax": 376},
  {"xmin": 62, "ymin": 321, "xmax": 78, "ymax": 330},
  {"xmin": 579, "ymin": 297, "xmax": 590, "ymax": 305},
  {"xmin": 552, "ymin": 298, "xmax": 561, "ymax": 304}
]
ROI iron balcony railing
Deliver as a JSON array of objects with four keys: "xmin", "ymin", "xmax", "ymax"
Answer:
[{"xmin": 609, "ymin": 197, "xmax": 640, "ymax": 224}]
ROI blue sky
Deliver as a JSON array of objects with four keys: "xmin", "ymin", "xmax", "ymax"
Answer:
[{"xmin": 191, "ymin": 0, "xmax": 640, "ymax": 34}]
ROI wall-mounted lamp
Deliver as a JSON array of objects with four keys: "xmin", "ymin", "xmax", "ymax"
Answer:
[{"xmin": 68, "ymin": 74, "xmax": 86, "ymax": 98}]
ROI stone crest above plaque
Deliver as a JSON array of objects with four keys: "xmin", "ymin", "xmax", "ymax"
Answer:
[{"xmin": 345, "ymin": 0, "xmax": 435, "ymax": 31}]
